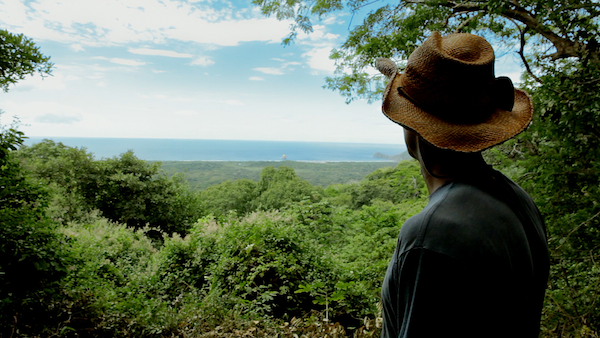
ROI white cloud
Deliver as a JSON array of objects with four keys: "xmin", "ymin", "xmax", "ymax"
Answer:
[
  {"xmin": 109, "ymin": 58, "xmax": 147, "ymax": 67},
  {"xmin": 190, "ymin": 56, "xmax": 215, "ymax": 66},
  {"xmin": 152, "ymin": 69, "xmax": 166, "ymax": 73},
  {"xmin": 128, "ymin": 48, "xmax": 193, "ymax": 58},
  {"xmin": 4, "ymin": 100, "xmax": 85, "ymax": 124},
  {"xmin": 71, "ymin": 44, "xmax": 85, "ymax": 52},
  {"xmin": 321, "ymin": 17, "xmax": 337, "ymax": 25},
  {"xmin": 87, "ymin": 73, "xmax": 105, "ymax": 80},
  {"xmin": 302, "ymin": 47, "xmax": 336, "ymax": 74},
  {"xmin": 35, "ymin": 113, "xmax": 82, "ymax": 124},
  {"xmin": 225, "ymin": 99, "xmax": 244, "ymax": 106},
  {"xmin": 254, "ymin": 67, "xmax": 284, "ymax": 75},
  {"xmin": 11, "ymin": 72, "xmax": 68, "ymax": 91},
  {"xmin": 249, "ymin": 76, "xmax": 265, "ymax": 81},
  {"xmin": 173, "ymin": 109, "xmax": 200, "ymax": 116},
  {"xmin": 94, "ymin": 56, "xmax": 147, "ymax": 67},
  {"xmin": 297, "ymin": 25, "xmax": 339, "ymax": 44},
  {"xmin": 65, "ymin": 75, "xmax": 81, "ymax": 81},
  {"xmin": 504, "ymin": 72, "xmax": 522, "ymax": 85},
  {"xmin": 0, "ymin": 0, "xmax": 292, "ymax": 47},
  {"xmin": 97, "ymin": 81, "xmax": 107, "ymax": 87}
]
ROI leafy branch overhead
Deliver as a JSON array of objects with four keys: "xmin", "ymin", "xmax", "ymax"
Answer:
[
  {"xmin": 254, "ymin": 0, "xmax": 599, "ymax": 102},
  {"xmin": 0, "ymin": 29, "xmax": 53, "ymax": 92}
]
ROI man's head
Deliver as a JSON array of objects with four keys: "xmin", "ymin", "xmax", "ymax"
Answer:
[{"xmin": 376, "ymin": 32, "xmax": 533, "ymax": 153}]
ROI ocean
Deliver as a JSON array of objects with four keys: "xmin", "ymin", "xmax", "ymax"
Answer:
[{"xmin": 23, "ymin": 137, "xmax": 406, "ymax": 162}]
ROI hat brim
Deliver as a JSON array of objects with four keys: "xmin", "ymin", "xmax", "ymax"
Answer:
[{"xmin": 382, "ymin": 73, "xmax": 533, "ymax": 152}]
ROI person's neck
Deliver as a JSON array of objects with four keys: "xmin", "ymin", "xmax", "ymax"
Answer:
[
  {"xmin": 419, "ymin": 155, "xmax": 489, "ymax": 195},
  {"xmin": 421, "ymin": 164, "xmax": 455, "ymax": 195}
]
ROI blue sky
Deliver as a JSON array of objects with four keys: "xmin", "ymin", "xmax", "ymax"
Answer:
[{"xmin": 0, "ymin": 0, "xmax": 524, "ymax": 144}]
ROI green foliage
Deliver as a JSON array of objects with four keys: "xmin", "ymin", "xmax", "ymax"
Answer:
[
  {"xmin": 253, "ymin": 166, "xmax": 323, "ymax": 211},
  {"xmin": 296, "ymin": 281, "xmax": 355, "ymax": 321},
  {"xmin": 17, "ymin": 141, "xmax": 202, "ymax": 234},
  {"xmin": 200, "ymin": 166, "xmax": 325, "ymax": 217},
  {"xmin": 325, "ymin": 2, "xmax": 451, "ymax": 103},
  {"xmin": 55, "ymin": 212, "xmax": 345, "ymax": 335},
  {"xmin": 0, "ymin": 118, "xmax": 70, "ymax": 334},
  {"xmin": 60, "ymin": 219, "xmax": 198, "ymax": 336},
  {"xmin": 521, "ymin": 60, "xmax": 600, "ymax": 336},
  {"xmin": 94, "ymin": 151, "xmax": 201, "ymax": 234},
  {"xmin": 254, "ymin": 0, "xmax": 599, "ymax": 102},
  {"xmin": 201, "ymin": 179, "xmax": 257, "ymax": 217},
  {"xmin": 0, "ymin": 29, "xmax": 53, "ymax": 92},
  {"xmin": 331, "ymin": 199, "xmax": 427, "ymax": 317},
  {"xmin": 158, "ymin": 160, "xmax": 396, "ymax": 190},
  {"xmin": 205, "ymin": 211, "xmax": 337, "ymax": 318},
  {"xmin": 16, "ymin": 139, "xmax": 99, "ymax": 223},
  {"xmin": 3, "ymin": 135, "xmax": 433, "ymax": 336},
  {"xmin": 350, "ymin": 160, "xmax": 425, "ymax": 208}
]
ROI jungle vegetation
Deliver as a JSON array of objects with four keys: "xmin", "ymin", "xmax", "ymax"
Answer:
[
  {"xmin": 157, "ymin": 160, "xmax": 400, "ymax": 190},
  {"xmin": 3, "ymin": 133, "xmax": 428, "ymax": 337}
]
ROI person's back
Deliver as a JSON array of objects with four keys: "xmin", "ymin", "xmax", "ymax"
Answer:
[{"xmin": 381, "ymin": 169, "xmax": 548, "ymax": 337}]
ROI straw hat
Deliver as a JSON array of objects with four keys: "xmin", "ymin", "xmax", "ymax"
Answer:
[{"xmin": 376, "ymin": 31, "xmax": 533, "ymax": 152}]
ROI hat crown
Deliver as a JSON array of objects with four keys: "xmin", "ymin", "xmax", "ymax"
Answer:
[{"xmin": 402, "ymin": 32, "xmax": 496, "ymax": 123}]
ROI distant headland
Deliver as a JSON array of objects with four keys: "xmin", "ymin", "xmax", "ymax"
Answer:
[{"xmin": 373, "ymin": 151, "xmax": 412, "ymax": 161}]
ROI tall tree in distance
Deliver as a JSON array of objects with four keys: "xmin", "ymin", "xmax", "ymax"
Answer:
[
  {"xmin": 253, "ymin": 0, "xmax": 600, "ymax": 336},
  {"xmin": 0, "ymin": 29, "xmax": 53, "ymax": 92}
]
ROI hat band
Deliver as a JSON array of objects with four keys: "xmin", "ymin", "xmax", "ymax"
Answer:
[{"xmin": 397, "ymin": 86, "xmax": 493, "ymax": 124}]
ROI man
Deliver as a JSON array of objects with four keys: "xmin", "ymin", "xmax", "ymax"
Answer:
[{"xmin": 375, "ymin": 32, "xmax": 550, "ymax": 337}]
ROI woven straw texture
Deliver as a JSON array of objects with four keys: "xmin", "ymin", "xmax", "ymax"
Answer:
[{"xmin": 379, "ymin": 32, "xmax": 533, "ymax": 153}]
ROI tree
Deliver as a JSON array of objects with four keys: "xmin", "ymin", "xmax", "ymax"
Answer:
[
  {"xmin": 0, "ymin": 116, "xmax": 69, "ymax": 334},
  {"xmin": 201, "ymin": 179, "xmax": 258, "ymax": 217},
  {"xmin": 351, "ymin": 160, "xmax": 425, "ymax": 209},
  {"xmin": 18, "ymin": 142, "xmax": 203, "ymax": 235},
  {"xmin": 17, "ymin": 139, "xmax": 99, "ymax": 223},
  {"xmin": 254, "ymin": 0, "xmax": 599, "ymax": 102},
  {"xmin": 253, "ymin": 166, "xmax": 322, "ymax": 211},
  {"xmin": 254, "ymin": 0, "xmax": 600, "ymax": 335},
  {"xmin": 95, "ymin": 151, "xmax": 202, "ymax": 234},
  {"xmin": 0, "ymin": 29, "xmax": 53, "ymax": 92}
]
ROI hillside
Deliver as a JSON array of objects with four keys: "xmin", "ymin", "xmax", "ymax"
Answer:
[{"xmin": 158, "ymin": 160, "xmax": 408, "ymax": 190}]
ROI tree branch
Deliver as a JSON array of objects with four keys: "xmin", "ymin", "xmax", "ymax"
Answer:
[
  {"xmin": 454, "ymin": 12, "xmax": 483, "ymax": 33},
  {"xmin": 511, "ymin": 21, "xmax": 543, "ymax": 84},
  {"xmin": 404, "ymin": 0, "xmax": 588, "ymax": 60},
  {"xmin": 556, "ymin": 209, "xmax": 600, "ymax": 251}
]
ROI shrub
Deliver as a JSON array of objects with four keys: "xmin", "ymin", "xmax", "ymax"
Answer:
[
  {"xmin": 351, "ymin": 160, "xmax": 425, "ymax": 209},
  {"xmin": 0, "ymin": 124, "xmax": 70, "ymax": 335},
  {"xmin": 201, "ymin": 179, "xmax": 257, "ymax": 217},
  {"xmin": 252, "ymin": 166, "xmax": 323, "ymax": 211},
  {"xmin": 202, "ymin": 211, "xmax": 338, "ymax": 318}
]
